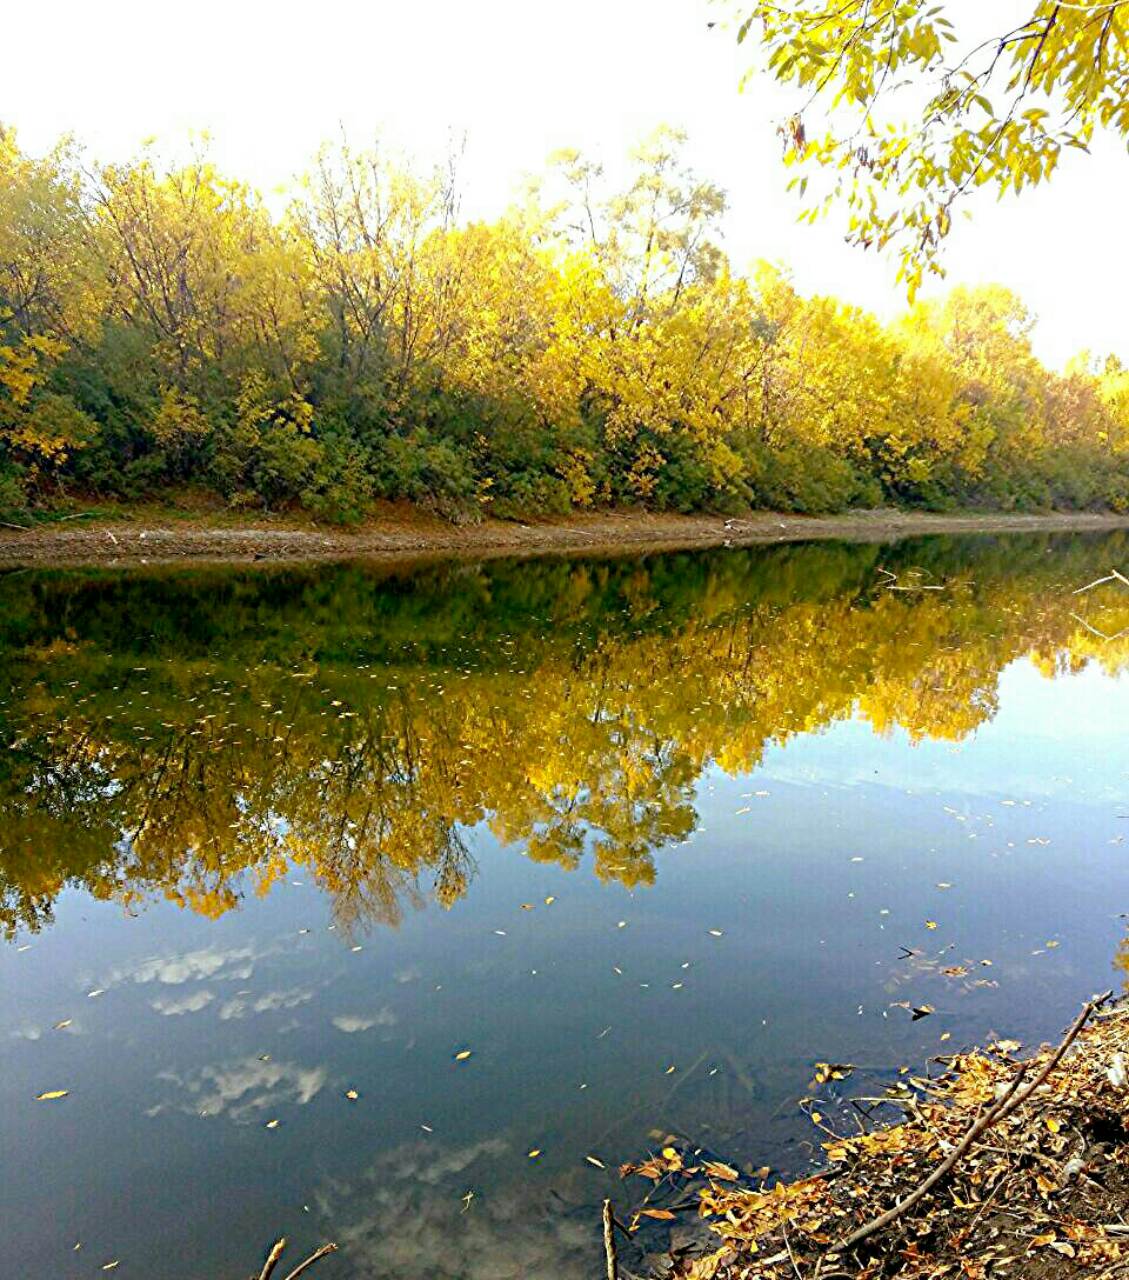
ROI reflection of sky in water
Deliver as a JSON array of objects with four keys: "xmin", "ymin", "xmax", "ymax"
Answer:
[{"xmin": 2, "ymin": 548, "xmax": 1128, "ymax": 1279}]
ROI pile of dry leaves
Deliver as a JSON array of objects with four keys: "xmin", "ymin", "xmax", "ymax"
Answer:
[{"xmin": 614, "ymin": 993, "xmax": 1129, "ymax": 1280}]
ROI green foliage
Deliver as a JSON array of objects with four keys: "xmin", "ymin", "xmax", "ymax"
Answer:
[{"xmin": 0, "ymin": 461, "xmax": 26, "ymax": 519}]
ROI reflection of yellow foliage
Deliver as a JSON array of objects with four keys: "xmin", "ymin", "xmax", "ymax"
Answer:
[{"xmin": 1, "ymin": 540, "xmax": 1126, "ymax": 937}]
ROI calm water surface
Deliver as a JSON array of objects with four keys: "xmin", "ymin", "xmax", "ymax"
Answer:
[{"xmin": 2, "ymin": 534, "xmax": 1128, "ymax": 1278}]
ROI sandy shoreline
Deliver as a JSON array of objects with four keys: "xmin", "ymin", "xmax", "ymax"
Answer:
[{"xmin": 2, "ymin": 507, "xmax": 1128, "ymax": 569}]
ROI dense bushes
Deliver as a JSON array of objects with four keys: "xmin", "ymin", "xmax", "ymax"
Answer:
[{"xmin": 2, "ymin": 125, "xmax": 1128, "ymax": 524}]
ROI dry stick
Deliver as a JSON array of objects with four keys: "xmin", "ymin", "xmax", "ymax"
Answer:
[
  {"xmin": 836, "ymin": 991, "xmax": 1110, "ymax": 1253},
  {"xmin": 281, "ymin": 1243, "xmax": 338, "ymax": 1280},
  {"xmin": 782, "ymin": 1220, "xmax": 805, "ymax": 1280},
  {"xmin": 258, "ymin": 1238, "xmax": 288, "ymax": 1280},
  {"xmin": 602, "ymin": 1199, "xmax": 619, "ymax": 1280}
]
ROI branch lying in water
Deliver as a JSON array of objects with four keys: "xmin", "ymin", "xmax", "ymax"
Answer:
[
  {"xmin": 257, "ymin": 1237, "xmax": 338, "ymax": 1280},
  {"xmin": 837, "ymin": 988, "xmax": 1111, "ymax": 1252}
]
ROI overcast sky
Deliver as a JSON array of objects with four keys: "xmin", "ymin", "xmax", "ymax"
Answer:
[{"xmin": 5, "ymin": 0, "xmax": 1126, "ymax": 366}]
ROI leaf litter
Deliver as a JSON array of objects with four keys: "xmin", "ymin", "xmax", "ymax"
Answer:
[{"xmin": 608, "ymin": 993, "xmax": 1129, "ymax": 1279}]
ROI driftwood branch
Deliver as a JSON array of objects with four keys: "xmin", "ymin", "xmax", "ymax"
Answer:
[
  {"xmin": 603, "ymin": 1198, "xmax": 619, "ymax": 1280},
  {"xmin": 281, "ymin": 1243, "xmax": 338, "ymax": 1280},
  {"xmin": 256, "ymin": 1238, "xmax": 337, "ymax": 1280},
  {"xmin": 837, "ymin": 991, "xmax": 1110, "ymax": 1253},
  {"xmin": 258, "ymin": 1238, "xmax": 288, "ymax": 1280},
  {"xmin": 1073, "ymin": 569, "xmax": 1129, "ymax": 595}
]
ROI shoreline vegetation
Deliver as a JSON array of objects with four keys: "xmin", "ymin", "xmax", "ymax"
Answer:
[
  {"xmin": 3, "ymin": 506, "xmax": 1129, "ymax": 568},
  {"xmin": 607, "ymin": 993, "xmax": 1129, "ymax": 1280},
  {"xmin": 5, "ymin": 127, "xmax": 1129, "ymax": 533}
]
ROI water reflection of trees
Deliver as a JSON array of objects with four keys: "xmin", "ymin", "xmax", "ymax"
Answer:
[{"xmin": 2, "ymin": 533, "xmax": 1127, "ymax": 937}]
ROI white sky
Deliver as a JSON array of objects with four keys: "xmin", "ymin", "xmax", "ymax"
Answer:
[{"xmin": 4, "ymin": 0, "xmax": 1126, "ymax": 366}]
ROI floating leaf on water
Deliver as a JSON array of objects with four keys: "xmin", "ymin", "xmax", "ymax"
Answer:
[
  {"xmin": 87, "ymin": 989, "xmax": 105, "ymax": 999},
  {"xmin": 708, "ymin": 929, "xmax": 724, "ymax": 938},
  {"xmin": 527, "ymin": 1149, "xmax": 541, "ymax": 1158},
  {"xmin": 585, "ymin": 1155, "xmax": 606, "ymax": 1169},
  {"xmin": 640, "ymin": 1208, "xmax": 676, "ymax": 1220},
  {"xmin": 53, "ymin": 1020, "xmax": 72, "ymax": 1030},
  {"xmin": 702, "ymin": 1160, "xmax": 739, "ymax": 1181},
  {"xmin": 344, "ymin": 1089, "xmax": 359, "ymax": 1101},
  {"xmin": 265, "ymin": 1119, "xmax": 280, "ymax": 1129},
  {"xmin": 911, "ymin": 1005, "xmax": 935, "ymax": 1021},
  {"xmin": 35, "ymin": 1090, "xmax": 69, "ymax": 1101},
  {"xmin": 925, "ymin": 920, "xmax": 938, "ymax": 930},
  {"xmin": 101, "ymin": 1263, "xmax": 120, "ymax": 1272},
  {"xmin": 454, "ymin": 1050, "xmax": 472, "ymax": 1061},
  {"xmin": 544, "ymin": 896, "xmax": 555, "ymax": 906}
]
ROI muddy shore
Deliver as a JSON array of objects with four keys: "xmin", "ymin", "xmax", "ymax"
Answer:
[{"xmin": 2, "ymin": 507, "xmax": 1128, "ymax": 569}]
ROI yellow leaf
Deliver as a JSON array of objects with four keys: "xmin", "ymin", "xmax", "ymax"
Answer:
[
  {"xmin": 35, "ymin": 1090, "xmax": 69, "ymax": 1101},
  {"xmin": 640, "ymin": 1208, "xmax": 676, "ymax": 1220},
  {"xmin": 345, "ymin": 1089, "xmax": 359, "ymax": 1101},
  {"xmin": 703, "ymin": 1160, "xmax": 739, "ymax": 1181},
  {"xmin": 528, "ymin": 1149, "xmax": 541, "ymax": 1158},
  {"xmin": 454, "ymin": 1050, "xmax": 472, "ymax": 1061}
]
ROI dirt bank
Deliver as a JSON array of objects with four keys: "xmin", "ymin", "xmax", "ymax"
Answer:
[{"xmin": 2, "ymin": 507, "xmax": 1128, "ymax": 569}]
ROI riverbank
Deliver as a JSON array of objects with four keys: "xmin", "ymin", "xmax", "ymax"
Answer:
[
  {"xmin": 613, "ymin": 993, "xmax": 1129, "ymax": 1280},
  {"xmin": 2, "ymin": 505, "xmax": 1129, "ymax": 568}
]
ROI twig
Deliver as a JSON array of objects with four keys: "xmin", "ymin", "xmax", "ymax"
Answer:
[
  {"xmin": 281, "ymin": 1243, "xmax": 338, "ymax": 1280},
  {"xmin": 603, "ymin": 1198, "xmax": 619, "ymax": 1280},
  {"xmin": 259, "ymin": 1238, "xmax": 288, "ymax": 1280},
  {"xmin": 0, "ymin": 520, "xmax": 30, "ymax": 531},
  {"xmin": 1073, "ymin": 570, "xmax": 1129, "ymax": 595},
  {"xmin": 783, "ymin": 1220, "xmax": 805, "ymax": 1280},
  {"xmin": 1070, "ymin": 612, "xmax": 1129, "ymax": 642},
  {"xmin": 836, "ymin": 991, "xmax": 1109, "ymax": 1252}
]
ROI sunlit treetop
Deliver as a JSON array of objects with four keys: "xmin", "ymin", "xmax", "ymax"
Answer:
[{"xmin": 723, "ymin": 1, "xmax": 1129, "ymax": 295}]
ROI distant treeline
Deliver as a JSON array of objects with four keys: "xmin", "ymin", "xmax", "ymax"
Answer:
[{"xmin": 2, "ymin": 124, "xmax": 1128, "ymax": 522}]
